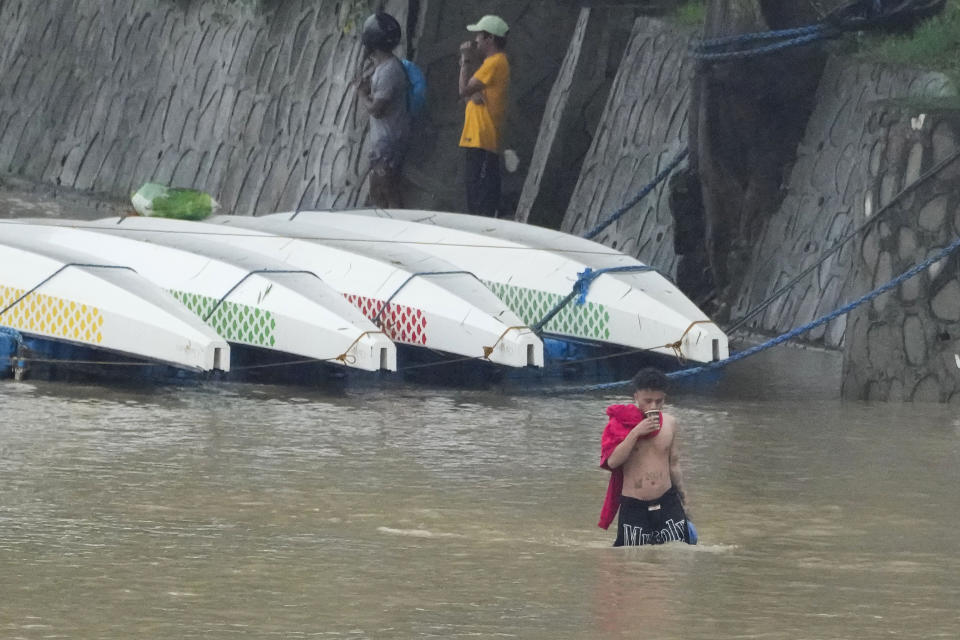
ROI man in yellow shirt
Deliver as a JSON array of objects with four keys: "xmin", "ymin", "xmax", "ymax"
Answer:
[{"xmin": 458, "ymin": 15, "xmax": 510, "ymax": 217}]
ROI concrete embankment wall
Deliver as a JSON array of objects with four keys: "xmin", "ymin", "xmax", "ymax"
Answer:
[
  {"xmin": 736, "ymin": 59, "xmax": 955, "ymax": 349},
  {"xmin": 842, "ymin": 110, "xmax": 960, "ymax": 402},
  {"xmin": 734, "ymin": 61, "xmax": 959, "ymax": 402},
  {"xmin": 547, "ymin": 17, "xmax": 958, "ymax": 401},
  {"xmin": 0, "ymin": 0, "xmax": 585, "ymax": 217},
  {"xmin": 0, "ymin": 0, "xmax": 402, "ymax": 215},
  {"xmin": 559, "ymin": 18, "xmax": 694, "ymax": 277}
]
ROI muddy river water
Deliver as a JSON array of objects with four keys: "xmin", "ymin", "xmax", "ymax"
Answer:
[{"xmin": 1, "ymin": 346, "xmax": 958, "ymax": 638}]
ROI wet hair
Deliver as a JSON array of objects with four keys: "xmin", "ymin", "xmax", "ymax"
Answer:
[{"xmin": 629, "ymin": 367, "xmax": 668, "ymax": 394}]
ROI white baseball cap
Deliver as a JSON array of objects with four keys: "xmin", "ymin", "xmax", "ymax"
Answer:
[{"xmin": 466, "ymin": 15, "xmax": 509, "ymax": 37}]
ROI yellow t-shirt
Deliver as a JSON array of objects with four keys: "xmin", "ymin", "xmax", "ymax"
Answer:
[{"xmin": 459, "ymin": 52, "xmax": 510, "ymax": 153}]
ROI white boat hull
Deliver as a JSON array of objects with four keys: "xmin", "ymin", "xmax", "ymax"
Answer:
[
  {"xmin": 263, "ymin": 210, "xmax": 728, "ymax": 365},
  {"xmin": 0, "ymin": 225, "xmax": 229, "ymax": 372},
  {"xmin": 202, "ymin": 216, "xmax": 544, "ymax": 368},
  {"xmin": 32, "ymin": 219, "xmax": 396, "ymax": 373}
]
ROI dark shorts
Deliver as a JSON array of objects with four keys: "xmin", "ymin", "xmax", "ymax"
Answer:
[
  {"xmin": 464, "ymin": 148, "xmax": 500, "ymax": 217},
  {"xmin": 613, "ymin": 486, "xmax": 689, "ymax": 547}
]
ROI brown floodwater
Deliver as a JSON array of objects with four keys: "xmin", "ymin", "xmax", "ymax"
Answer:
[{"xmin": 1, "ymin": 345, "xmax": 958, "ymax": 638}]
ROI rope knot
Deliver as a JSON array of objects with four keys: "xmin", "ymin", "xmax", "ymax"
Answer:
[
  {"xmin": 334, "ymin": 331, "xmax": 383, "ymax": 366},
  {"xmin": 574, "ymin": 268, "xmax": 595, "ymax": 306}
]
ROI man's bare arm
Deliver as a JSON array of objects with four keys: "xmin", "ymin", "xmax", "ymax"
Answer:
[
  {"xmin": 458, "ymin": 42, "xmax": 484, "ymax": 101},
  {"xmin": 606, "ymin": 417, "xmax": 660, "ymax": 469},
  {"xmin": 459, "ymin": 68, "xmax": 484, "ymax": 100}
]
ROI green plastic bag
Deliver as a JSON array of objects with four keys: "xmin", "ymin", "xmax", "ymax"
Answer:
[{"xmin": 131, "ymin": 183, "xmax": 219, "ymax": 221}]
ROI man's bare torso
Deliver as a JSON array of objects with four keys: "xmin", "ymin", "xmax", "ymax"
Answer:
[{"xmin": 621, "ymin": 415, "xmax": 675, "ymax": 500}]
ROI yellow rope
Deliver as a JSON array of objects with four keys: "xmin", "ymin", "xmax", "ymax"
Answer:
[
  {"xmin": 661, "ymin": 320, "xmax": 714, "ymax": 361},
  {"xmin": 482, "ymin": 326, "xmax": 531, "ymax": 359},
  {"xmin": 334, "ymin": 330, "xmax": 386, "ymax": 366}
]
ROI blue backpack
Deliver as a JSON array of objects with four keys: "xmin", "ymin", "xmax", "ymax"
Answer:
[{"xmin": 401, "ymin": 59, "xmax": 427, "ymax": 118}]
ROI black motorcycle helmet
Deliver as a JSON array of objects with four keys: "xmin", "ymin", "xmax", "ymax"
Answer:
[{"xmin": 361, "ymin": 12, "xmax": 402, "ymax": 52}]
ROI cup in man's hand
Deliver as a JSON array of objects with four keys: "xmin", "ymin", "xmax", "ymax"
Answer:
[{"xmin": 459, "ymin": 40, "xmax": 480, "ymax": 66}]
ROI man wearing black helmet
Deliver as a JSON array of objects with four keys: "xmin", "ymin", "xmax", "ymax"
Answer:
[
  {"xmin": 358, "ymin": 12, "xmax": 410, "ymax": 208},
  {"xmin": 458, "ymin": 15, "xmax": 510, "ymax": 217}
]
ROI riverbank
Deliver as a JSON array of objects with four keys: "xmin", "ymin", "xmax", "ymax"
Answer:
[{"xmin": 0, "ymin": 175, "xmax": 127, "ymax": 221}]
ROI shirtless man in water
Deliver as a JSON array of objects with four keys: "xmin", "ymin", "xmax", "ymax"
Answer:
[{"xmin": 598, "ymin": 368, "xmax": 692, "ymax": 546}]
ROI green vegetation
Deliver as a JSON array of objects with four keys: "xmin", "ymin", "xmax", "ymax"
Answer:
[
  {"xmin": 672, "ymin": 0, "xmax": 706, "ymax": 27},
  {"xmin": 856, "ymin": 0, "xmax": 960, "ymax": 85}
]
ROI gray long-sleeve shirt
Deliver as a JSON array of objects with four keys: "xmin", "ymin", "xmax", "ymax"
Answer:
[{"xmin": 369, "ymin": 56, "xmax": 410, "ymax": 162}]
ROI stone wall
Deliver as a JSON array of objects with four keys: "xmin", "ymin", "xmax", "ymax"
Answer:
[
  {"xmin": 515, "ymin": 7, "xmax": 638, "ymax": 229},
  {"xmin": 405, "ymin": 1, "xmax": 580, "ymax": 214},
  {"xmin": 0, "ymin": 0, "xmax": 414, "ymax": 216},
  {"xmin": 515, "ymin": 8, "xmax": 591, "ymax": 227},
  {"xmin": 842, "ymin": 111, "xmax": 960, "ymax": 402},
  {"xmin": 732, "ymin": 58, "xmax": 955, "ymax": 349},
  {"xmin": 0, "ymin": 0, "xmax": 580, "ymax": 217},
  {"xmin": 548, "ymin": 18, "xmax": 960, "ymax": 401},
  {"xmin": 560, "ymin": 17, "xmax": 695, "ymax": 277},
  {"xmin": 552, "ymin": 20, "xmax": 955, "ymax": 335}
]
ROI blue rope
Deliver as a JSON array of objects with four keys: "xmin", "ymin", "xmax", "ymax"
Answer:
[
  {"xmin": 691, "ymin": 29, "xmax": 836, "ymax": 62},
  {"xmin": 531, "ymin": 266, "xmax": 657, "ymax": 334},
  {"xmin": 574, "ymin": 266, "xmax": 658, "ymax": 304},
  {"xmin": 1, "ymin": 326, "xmax": 23, "ymax": 374},
  {"xmin": 577, "ymin": 234, "xmax": 960, "ymax": 391},
  {"xmin": 581, "ymin": 149, "xmax": 688, "ymax": 241},
  {"xmin": 727, "ymin": 148, "xmax": 960, "ymax": 335},
  {"xmin": 694, "ymin": 24, "xmax": 825, "ymax": 48},
  {"xmin": 0, "ymin": 326, "xmax": 21, "ymax": 342},
  {"xmin": 689, "ymin": 0, "xmax": 942, "ymax": 62}
]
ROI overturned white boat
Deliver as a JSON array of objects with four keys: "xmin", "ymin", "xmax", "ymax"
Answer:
[
  {"xmin": 260, "ymin": 209, "xmax": 728, "ymax": 366},
  {"xmin": 91, "ymin": 215, "xmax": 544, "ymax": 369},
  {"xmin": 45, "ymin": 219, "xmax": 396, "ymax": 373},
  {"xmin": 0, "ymin": 222, "xmax": 229, "ymax": 373}
]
